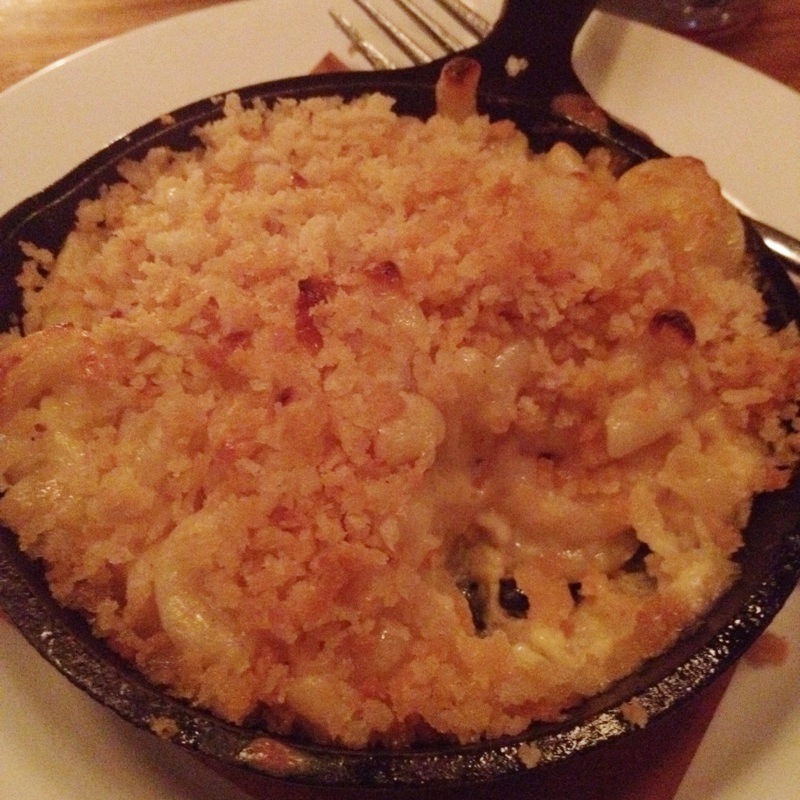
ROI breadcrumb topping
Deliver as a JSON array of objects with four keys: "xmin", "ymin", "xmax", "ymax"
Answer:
[{"xmin": 1, "ymin": 85, "xmax": 798, "ymax": 748}]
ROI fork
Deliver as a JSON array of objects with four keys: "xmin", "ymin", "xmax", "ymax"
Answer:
[
  {"xmin": 329, "ymin": 0, "xmax": 492, "ymax": 70},
  {"xmin": 329, "ymin": 0, "xmax": 800, "ymax": 276}
]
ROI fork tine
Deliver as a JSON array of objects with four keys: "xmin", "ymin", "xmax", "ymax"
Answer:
[
  {"xmin": 351, "ymin": 0, "xmax": 435, "ymax": 64},
  {"xmin": 429, "ymin": 0, "xmax": 492, "ymax": 39},
  {"xmin": 392, "ymin": 0, "xmax": 467, "ymax": 53},
  {"xmin": 332, "ymin": 0, "xmax": 493, "ymax": 70},
  {"xmin": 329, "ymin": 10, "xmax": 398, "ymax": 69}
]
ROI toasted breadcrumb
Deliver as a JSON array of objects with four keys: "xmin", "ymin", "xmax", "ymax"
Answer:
[
  {"xmin": 148, "ymin": 716, "xmax": 180, "ymax": 740},
  {"xmin": 505, "ymin": 55, "xmax": 529, "ymax": 77},
  {"xmin": 1, "ymin": 74, "xmax": 799, "ymax": 748},
  {"xmin": 517, "ymin": 742, "xmax": 542, "ymax": 768},
  {"xmin": 620, "ymin": 699, "xmax": 649, "ymax": 728}
]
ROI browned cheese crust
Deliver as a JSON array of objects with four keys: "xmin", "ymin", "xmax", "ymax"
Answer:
[{"xmin": 1, "ymin": 67, "xmax": 799, "ymax": 747}]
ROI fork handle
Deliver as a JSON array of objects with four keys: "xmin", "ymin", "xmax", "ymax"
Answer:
[{"xmin": 468, "ymin": 0, "xmax": 596, "ymax": 102}]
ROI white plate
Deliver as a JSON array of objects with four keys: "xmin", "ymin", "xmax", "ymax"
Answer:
[{"xmin": 0, "ymin": 2, "xmax": 798, "ymax": 799}]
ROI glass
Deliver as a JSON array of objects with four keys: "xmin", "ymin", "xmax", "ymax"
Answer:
[{"xmin": 660, "ymin": 0, "xmax": 760, "ymax": 39}]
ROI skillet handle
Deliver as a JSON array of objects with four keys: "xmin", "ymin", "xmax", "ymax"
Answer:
[{"xmin": 470, "ymin": 0, "xmax": 597, "ymax": 102}]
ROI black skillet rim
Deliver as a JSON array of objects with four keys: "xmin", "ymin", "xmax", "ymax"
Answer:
[{"xmin": 2, "ymin": 49, "xmax": 800, "ymax": 789}]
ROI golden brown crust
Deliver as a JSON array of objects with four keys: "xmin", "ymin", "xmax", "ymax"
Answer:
[{"xmin": 1, "ymin": 85, "xmax": 798, "ymax": 748}]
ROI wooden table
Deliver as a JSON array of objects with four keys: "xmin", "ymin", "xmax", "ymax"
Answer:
[
  {"xmin": 0, "ymin": 0, "xmax": 799, "ymax": 94},
  {"xmin": 0, "ymin": 2, "xmax": 796, "ymax": 799}
]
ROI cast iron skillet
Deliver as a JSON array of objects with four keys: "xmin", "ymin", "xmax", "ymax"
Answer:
[{"xmin": 1, "ymin": 0, "xmax": 799, "ymax": 788}]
